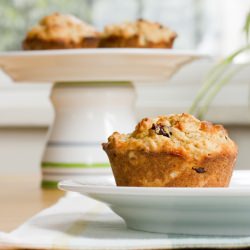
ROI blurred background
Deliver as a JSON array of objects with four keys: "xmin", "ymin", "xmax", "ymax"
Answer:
[
  {"xmin": 0, "ymin": 0, "xmax": 250, "ymax": 176},
  {"xmin": 0, "ymin": 0, "xmax": 249, "ymax": 55}
]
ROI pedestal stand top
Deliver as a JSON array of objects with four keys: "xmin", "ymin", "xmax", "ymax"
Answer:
[{"xmin": 0, "ymin": 49, "xmax": 207, "ymax": 83}]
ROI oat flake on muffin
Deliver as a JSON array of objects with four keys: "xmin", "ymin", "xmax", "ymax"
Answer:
[{"xmin": 103, "ymin": 113, "xmax": 237, "ymax": 187}]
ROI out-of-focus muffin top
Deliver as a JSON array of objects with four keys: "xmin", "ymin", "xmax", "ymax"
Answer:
[
  {"xmin": 102, "ymin": 19, "xmax": 177, "ymax": 46},
  {"xmin": 105, "ymin": 113, "xmax": 237, "ymax": 161},
  {"xmin": 25, "ymin": 13, "xmax": 99, "ymax": 43}
]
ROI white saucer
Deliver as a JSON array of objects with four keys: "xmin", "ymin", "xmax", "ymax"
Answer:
[{"xmin": 59, "ymin": 170, "xmax": 250, "ymax": 236}]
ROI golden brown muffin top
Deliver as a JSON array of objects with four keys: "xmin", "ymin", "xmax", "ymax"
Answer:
[
  {"xmin": 104, "ymin": 113, "xmax": 237, "ymax": 160},
  {"xmin": 102, "ymin": 19, "xmax": 177, "ymax": 46},
  {"xmin": 25, "ymin": 13, "xmax": 99, "ymax": 43}
]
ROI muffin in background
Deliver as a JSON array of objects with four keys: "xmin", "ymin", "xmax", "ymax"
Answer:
[
  {"xmin": 99, "ymin": 19, "xmax": 177, "ymax": 48},
  {"xmin": 103, "ymin": 113, "xmax": 237, "ymax": 187},
  {"xmin": 23, "ymin": 13, "xmax": 100, "ymax": 50}
]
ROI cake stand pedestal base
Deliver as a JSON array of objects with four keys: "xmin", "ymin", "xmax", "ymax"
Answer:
[{"xmin": 41, "ymin": 82, "xmax": 136, "ymax": 188}]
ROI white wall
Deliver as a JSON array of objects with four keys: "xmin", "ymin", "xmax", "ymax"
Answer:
[
  {"xmin": 0, "ymin": 74, "xmax": 53, "ymax": 175},
  {"xmin": 0, "ymin": 127, "xmax": 48, "ymax": 175}
]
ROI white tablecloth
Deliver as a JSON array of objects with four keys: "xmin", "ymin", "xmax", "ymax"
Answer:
[{"xmin": 1, "ymin": 193, "xmax": 250, "ymax": 249}]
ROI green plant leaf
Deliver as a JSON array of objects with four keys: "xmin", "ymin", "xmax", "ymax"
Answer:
[
  {"xmin": 190, "ymin": 10, "xmax": 250, "ymax": 118},
  {"xmin": 197, "ymin": 64, "xmax": 248, "ymax": 119},
  {"xmin": 243, "ymin": 11, "xmax": 250, "ymax": 43},
  {"xmin": 189, "ymin": 45, "xmax": 250, "ymax": 116}
]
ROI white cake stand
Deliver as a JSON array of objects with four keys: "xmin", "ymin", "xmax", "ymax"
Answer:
[{"xmin": 0, "ymin": 49, "xmax": 204, "ymax": 187}]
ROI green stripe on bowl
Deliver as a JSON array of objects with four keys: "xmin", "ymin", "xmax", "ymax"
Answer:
[
  {"xmin": 54, "ymin": 81, "xmax": 132, "ymax": 88},
  {"xmin": 41, "ymin": 180, "xmax": 59, "ymax": 189},
  {"xmin": 42, "ymin": 162, "xmax": 110, "ymax": 168}
]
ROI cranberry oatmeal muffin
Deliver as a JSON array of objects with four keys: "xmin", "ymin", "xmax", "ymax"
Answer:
[
  {"xmin": 99, "ymin": 19, "xmax": 177, "ymax": 48},
  {"xmin": 23, "ymin": 13, "xmax": 100, "ymax": 50},
  {"xmin": 103, "ymin": 113, "xmax": 237, "ymax": 187}
]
